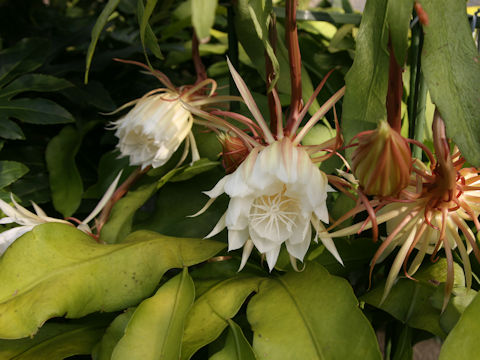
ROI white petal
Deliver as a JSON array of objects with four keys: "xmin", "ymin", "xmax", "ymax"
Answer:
[
  {"xmin": 285, "ymin": 238, "xmax": 311, "ymax": 262},
  {"xmin": 228, "ymin": 228, "xmax": 249, "ymax": 251},
  {"xmin": 0, "ymin": 218, "xmax": 14, "ymax": 224},
  {"xmin": 265, "ymin": 245, "xmax": 281, "ymax": 271},
  {"xmin": 238, "ymin": 239, "xmax": 254, "ymax": 271},
  {"xmin": 225, "ymin": 197, "xmax": 252, "ymax": 230},
  {"xmin": 204, "ymin": 176, "xmax": 228, "ymax": 198},
  {"xmin": 224, "ymin": 168, "xmax": 253, "ymax": 197},
  {"xmin": 0, "ymin": 225, "xmax": 35, "ymax": 255},
  {"xmin": 205, "ymin": 212, "xmax": 227, "ymax": 238},
  {"xmin": 312, "ymin": 218, "xmax": 343, "ymax": 265},
  {"xmin": 250, "ymin": 230, "xmax": 279, "ymax": 253},
  {"xmin": 82, "ymin": 170, "xmax": 123, "ymax": 225},
  {"xmin": 288, "ymin": 215, "xmax": 311, "ymax": 244}
]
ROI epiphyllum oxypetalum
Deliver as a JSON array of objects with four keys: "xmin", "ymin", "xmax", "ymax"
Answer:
[
  {"xmin": 109, "ymin": 59, "xmax": 238, "ymax": 169},
  {"xmin": 324, "ymin": 113, "xmax": 480, "ymax": 309},
  {"xmin": 192, "ymin": 59, "xmax": 345, "ymax": 271}
]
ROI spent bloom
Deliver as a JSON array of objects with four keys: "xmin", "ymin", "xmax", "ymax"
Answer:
[
  {"xmin": 324, "ymin": 114, "xmax": 480, "ymax": 309},
  {"xmin": 0, "ymin": 172, "xmax": 122, "ymax": 254},
  {"xmin": 109, "ymin": 60, "xmax": 237, "ymax": 169},
  {"xmin": 194, "ymin": 59, "xmax": 345, "ymax": 271}
]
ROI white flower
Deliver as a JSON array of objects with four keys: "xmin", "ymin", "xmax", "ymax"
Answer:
[
  {"xmin": 0, "ymin": 172, "xmax": 122, "ymax": 255},
  {"xmin": 111, "ymin": 89, "xmax": 198, "ymax": 169},
  {"xmin": 203, "ymin": 137, "xmax": 343, "ymax": 271}
]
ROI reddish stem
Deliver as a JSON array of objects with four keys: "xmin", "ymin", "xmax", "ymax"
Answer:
[
  {"xmin": 386, "ymin": 40, "xmax": 403, "ymax": 133},
  {"xmin": 192, "ymin": 32, "xmax": 207, "ymax": 85},
  {"xmin": 285, "ymin": 0, "xmax": 302, "ymax": 132}
]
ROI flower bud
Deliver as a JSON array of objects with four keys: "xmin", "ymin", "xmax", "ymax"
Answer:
[
  {"xmin": 218, "ymin": 133, "xmax": 250, "ymax": 173},
  {"xmin": 352, "ymin": 121, "xmax": 412, "ymax": 197}
]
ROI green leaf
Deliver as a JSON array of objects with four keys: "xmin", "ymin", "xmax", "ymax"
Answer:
[
  {"xmin": 439, "ymin": 292, "xmax": 480, "ymax": 360},
  {"xmin": 181, "ymin": 276, "xmax": 263, "ymax": 360},
  {"xmin": 192, "ymin": 0, "xmax": 218, "ymax": 43},
  {"xmin": 342, "ymin": 0, "xmax": 389, "ymax": 146},
  {"xmin": 0, "ymin": 98, "xmax": 74, "ymax": 125},
  {"xmin": 0, "ymin": 74, "xmax": 73, "ymax": 100},
  {"xmin": 84, "ymin": 0, "xmax": 121, "ymax": 83},
  {"xmin": 0, "ymin": 117, "xmax": 24, "ymax": 140},
  {"xmin": 137, "ymin": 0, "xmax": 164, "ymax": 64},
  {"xmin": 0, "ymin": 38, "xmax": 50, "ymax": 87},
  {"xmin": 0, "ymin": 317, "xmax": 111, "ymax": 360},
  {"xmin": 0, "ymin": 160, "xmax": 29, "ymax": 189},
  {"xmin": 170, "ymin": 159, "xmax": 219, "ymax": 182},
  {"xmin": 361, "ymin": 259, "xmax": 465, "ymax": 338},
  {"xmin": 419, "ymin": 0, "xmax": 480, "ymax": 166},
  {"xmin": 45, "ymin": 126, "xmax": 83, "ymax": 217},
  {"xmin": 386, "ymin": 0, "xmax": 413, "ymax": 65},
  {"xmin": 247, "ymin": 262, "xmax": 381, "ymax": 360},
  {"xmin": 210, "ymin": 320, "xmax": 258, "ymax": 360},
  {"xmin": 112, "ymin": 268, "xmax": 195, "ymax": 360},
  {"xmin": 92, "ymin": 309, "xmax": 135, "ymax": 360},
  {"xmin": 0, "ymin": 223, "xmax": 225, "ymax": 339}
]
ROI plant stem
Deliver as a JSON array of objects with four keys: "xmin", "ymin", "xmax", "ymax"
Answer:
[
  {"xmin": 266, "ymin": 13, "xmax": 279, "ymax": 134},
  {"xmin": 285, "ymin": 0, "xmax": 302, "ymax": 132},
  {"xmin": 386, "ymin": 40, "xmax": 403, "ymax": 133},
  {"xmin": 227, "ymin": 1, "xmax": 240, "ymax": 111},
  {"xmin": 192, "ymin": 32, "xmax": 207, "ymax": 85}
]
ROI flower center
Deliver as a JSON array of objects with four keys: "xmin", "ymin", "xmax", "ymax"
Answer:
[{"xmin": 249, "ymin": 187, "xmax": 300, "ymax": 242}]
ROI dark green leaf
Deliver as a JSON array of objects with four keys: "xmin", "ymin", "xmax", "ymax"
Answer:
[
  {"xmin": 181, "ymin": 276, "xmax": 263, "ymax": 360},
  {"xmin": 0, "ymin": 98, "xmax": 74, "ymax": 125},
  {"xmin": 170, "ymin": 159, "xmax": 219, "ymax": 182},
  {"xmin": 112, "ymin": 268, "xmax": 195, "ymax": 359},
  {"xmin": 419, "ymin": 0, "xmax": 480, "ymax": 166},
  {"xmin": 192, "ymin": 0, "xmax": 218, "ymax": 42},
  {"xmin": 138, "ymin": 0, "xmax": 163, "ymax": 65},
  {"xmin": 342, "ymin": 0, "xmax": 390, "ymax": 146},
  {"xmin": 0, "ymin": 160, "xmax": 29, "ymax": 189},
  {"xmin": 387, "ymin": 0, "xmax": 414, "ymax": 65},
  {"xmin": 0, "ymin": 223, "xmax": 225, "ymax": 339},
  {"xmin": 0, "ymin": 38, "xmax": 50, "ymax": 87},
  {"xmin": 85, "ymin": 0, "xmax": 121, "ymax": 83},
  {"xmin": 45, "ymin": 126, "xmax": 83, "ymax": 217},
  {"xmin": 392, "ymin": 325, "xmax": 413, "ymax": 360},
  {"xmin": 247, "ymin": 263, "xmax": 382, "ymax": 360},
  {"xmin": 439, "ymin": 292, "xmax": 480, "ymax": 359},
  {"xmin": 0, "ymin": 117, "xmax": 24, "ymax": 140},
  {"xmin": 92, "ymin": 309, "xmax": 136, "ymax": 360},
  {"xmin": 0, "ymin": 317, "xmax": 111, "ymax": 359},
  {"xmin": 210, "ymin": 320, "xmax": 258, "ymax": 360},
  {"xmin": 0, "ymin": 74, "xmax": 73, "ymax": 100}
]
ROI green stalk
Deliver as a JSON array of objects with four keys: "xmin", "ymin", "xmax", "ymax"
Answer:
[{"xmin": 227, "ymin": 1, "xmax": 240, "ymax": 111}]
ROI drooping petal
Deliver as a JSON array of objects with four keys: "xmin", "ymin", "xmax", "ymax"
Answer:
[
  {"xmin": 228, "ymin": 228, "xmax": 249, "ymax": 251},
  {"xmin": 205, "ymin": 212, "xmax": 227, "ymax": 238},
  {"xmin": 239, "ymin": 239, "xmax": 254, "ymax": 271},
  {"xmin": 265, "ymin": 245, "xmax": 281, "ymax": 271}
]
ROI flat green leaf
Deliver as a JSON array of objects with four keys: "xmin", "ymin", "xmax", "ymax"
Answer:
[
  {"xmin": 247, "ymin": 262, "xmax": 381, "ymax": 360},
  {"xmin": 45, "ymin": 126, "xmax": 83, "ymax": 217},
  {"xmin": 112, "ymin": 268, "xmax": 195, "ymax": 360},
  {"xmin": 362, "ymin": 259, "xmax": 465, "ymax": 338},
  {"xmin": 0, "ymin": 223, "xmax": 225, "ymax": 339},
  {"xmin": 137, "ymin": 0, "xmax": 164, "ymax": 64},
  {"xmin": 342, "ymin": 0, "xmax": 389, "ymax": 146},
  {"xmin": 0, "ymin": 117, "xmax": 24, "ymax": 140},
  {"xmin": 92, "ymin": 309, "xmax": 135, "ymax": 360},
  {"xmin": 387, "ymin": 0, "xmax": 413, "ymax": 65},
  {"xmin": 419, "ymin": 0, "xmax": 480, "ymax": 166},
  {"xmin": 0, "ymin": 160, "xmax": 29, "ymax": 189},
  {"xmin": 0, "ymin": 98, "xmax": 74, "ymax": 125},
  {"xmin": 181, "ymin": 276, "xmax": 263, "ymax": 360},
  {"xmin": 439, "ymin": 292, "xmax": 480, "ymax": 359},
  {"xmin": 0, "ymin": 317, "xmax": 111, "ymax": 360},
  {"xmin": 84, "ymin": 0, "xmax": 121, "ymax": 83},
  {"xmin": 0, "ymin": 74, "xmax": 72, "ymax": 100},
  {"xmin": 170, "ymin": 159, "xmax": 219, "ymax": 182},
  {"xmin": 210, "ymin": 320, "xmax": 257, "ymax": 360},
  {"xmin": 192, "ymin": 0, "xmax": 218, "ymax": 43},
  {"xmin": 0, "ymin": 38, "xmax": 50, "ymax": 87}
]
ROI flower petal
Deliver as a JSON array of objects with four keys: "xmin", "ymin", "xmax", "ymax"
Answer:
[{"xmin": 228, "ymin": 228, "xmax": 249, "ymax": 251}]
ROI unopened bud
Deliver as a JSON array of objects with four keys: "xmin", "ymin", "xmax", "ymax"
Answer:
[
  {"xmin": 352, "ymin": 121, "xmax": 412, "ymax": 197},
  {"xmin": 218, "ymin": 133, "xmax": 250, "ymax": 173}
]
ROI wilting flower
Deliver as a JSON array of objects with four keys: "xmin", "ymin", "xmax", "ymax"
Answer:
[
  {"xmin": 193, "ymin": 59, "xmax": 346, "ymax": 271},
  {"xmin": 218, "ymin": 133, "xmax": 250, "ymax": 174},
  {"xmin": 0, "ymin": 172, "xmax": 122, "ymax": 254},
  {"xmin": 109, "ymin": 60, "xmax": 238, "ymax": 169},
  {"xmin": 324, "ymin": 114, "xmax": 480, "ymax": 309},
  {"xmin": 351, "ymin": 120, "xmax": 412, "ymax": 197},
  {"xmin": 204, "ymin": 137, "xmax": 341, "ymax": 270}
]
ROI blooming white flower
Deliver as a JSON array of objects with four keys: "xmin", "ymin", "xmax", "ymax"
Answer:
[
  {"xmin": 0, "ymin": 172, "xmax": 122, "ymax": 255},
  {"xmin": 204, "ymin": 137, "xmax": 343, "ymax": 271},
  {"xmin": 111, "ymin": 89, "xmax": 198, "ymax": 169}
]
